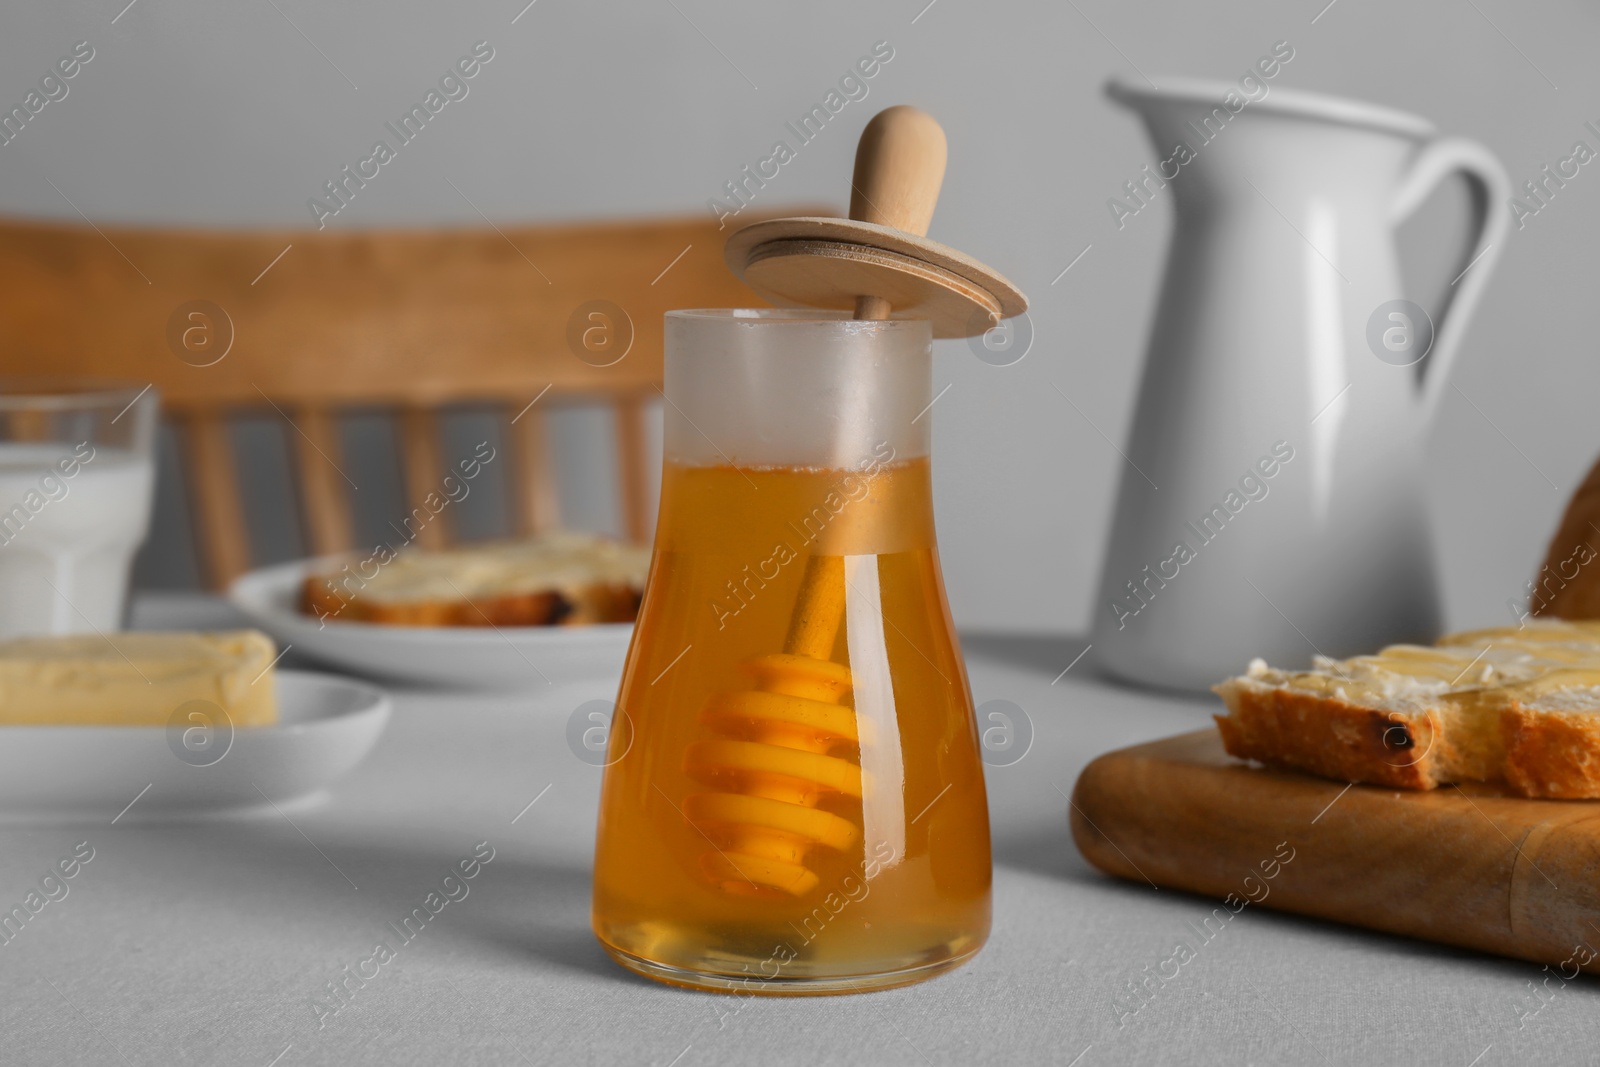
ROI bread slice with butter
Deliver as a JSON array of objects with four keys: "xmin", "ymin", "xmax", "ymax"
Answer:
[
  {"xmin": 0, "ymin": 630, "xmax": 278, "ymax": 727},
  {"xmin": 1213, "ymin": 619, "xmax": 1600, "ymax": 799},
  {"xmin": 301, "ymin": 532, "xmax": 650, "ymax": 628}
]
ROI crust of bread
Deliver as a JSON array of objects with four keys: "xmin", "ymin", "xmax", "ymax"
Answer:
[
  {"xmin": 1215, "ymin": 679, "xmax": 1600, "ymax": 799},
  {"xmin": 1212, "ymin": 678, "xmax": 1441, "ymax": 791},
  {"xmin": 1533, "ymin": 452, "xmax": 1600, "ymax": 619},
  {"xmin": 1502, "ymin": 704, "xmax": 1600, "ymax": 799},
  {"xmin": 300, "ymin": 575, "xmax": 641, "ymax": 628},
  {"xmin": 562, "ymin": 582, "xmax": 644, "ymax": 626}
]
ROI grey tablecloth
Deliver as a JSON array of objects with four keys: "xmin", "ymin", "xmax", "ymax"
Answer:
[{"xmin": 0, "ymin": 595, "xmax": 1590, "ymax": 1065}]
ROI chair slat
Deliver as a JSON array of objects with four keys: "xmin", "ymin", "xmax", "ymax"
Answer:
[
  {"xmin": 292, "ymin": 406, "xmax": 353, "ymax": 558},
  {"xmin": 507, "ymin": 400, "xmax": 560, "ymax": 536},
  {"xmin": 8, "ymin": 410, "xmax": 51, "ymax": 442},
  {"xmin": 172, "ymin": 410, "xmax": 250, "ymax": 588},
  {"xmin": 0, "ymin": 212, "xmax": 814, "ymax": 407},
  {"xmin": 398, "ymin": 406, "xmax": 448, "ymax": 549},
  {"xmin": 613, "ymin": 395, "xmax": 651, "ymax": 545}
]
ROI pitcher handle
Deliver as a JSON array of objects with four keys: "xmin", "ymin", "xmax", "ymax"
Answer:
[{"xmin": 1389, "ymin": 136, "xmax": 1510, "ymax": 422}]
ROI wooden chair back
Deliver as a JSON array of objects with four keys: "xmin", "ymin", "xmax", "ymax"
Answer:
[{"xmin": 0, "ymin": 210, "xmax": 822, "ymax": 588}]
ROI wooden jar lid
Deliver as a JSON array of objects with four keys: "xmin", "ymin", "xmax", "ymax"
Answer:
[
  {"xmin": 723, "ymin": 106, "xmax": 1028, "ymax": 340},
  {"xmin": 724, "ymin": 218, "xmax": 1026, "ymax": 339}
]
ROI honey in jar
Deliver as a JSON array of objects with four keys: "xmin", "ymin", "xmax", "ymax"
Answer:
[{"xmin": 591, "ymin": 310, "xmax": 992, "ymax": 994}]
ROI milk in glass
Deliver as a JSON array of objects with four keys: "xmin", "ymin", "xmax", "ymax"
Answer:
[{"xmin": 0, "ymin": 442, "xmax": 155, "ymax": 637}]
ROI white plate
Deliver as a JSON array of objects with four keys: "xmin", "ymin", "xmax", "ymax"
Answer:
[
  {"xmin": 0, "ymin": 670, "xmax": 390, "ymax": 821},
  {"xmin": 227, "ymin": 557, "xmax": 635, "ymax": 689}
]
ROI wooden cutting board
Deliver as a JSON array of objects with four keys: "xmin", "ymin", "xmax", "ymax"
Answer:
[{"xmin": 1070, "ymin": 729, "xmax": 1600, "ymax": 975}]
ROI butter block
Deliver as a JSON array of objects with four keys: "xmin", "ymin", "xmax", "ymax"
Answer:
[{"xmin": 0, "ymin": 630, "xmax": 279, "ymax": 726}]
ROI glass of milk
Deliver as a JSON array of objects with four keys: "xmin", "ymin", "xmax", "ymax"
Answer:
[{"xmin": 0, "ymin": 382, "xmax": 157, "ymax": 638}]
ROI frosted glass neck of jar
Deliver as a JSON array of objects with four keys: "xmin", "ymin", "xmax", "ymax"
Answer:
[{"xmin": 663, "ymin": 310, "xmax": 931, "ymax": 469}]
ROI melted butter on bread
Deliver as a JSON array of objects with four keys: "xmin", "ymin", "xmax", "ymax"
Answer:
[
  {"xmin": 1250, "ymin": 620, "xmax": 1600, "ymax": 707},
  {"xmin": 333, "ymin": 533, "xmax": 649, "ymax": 605}
]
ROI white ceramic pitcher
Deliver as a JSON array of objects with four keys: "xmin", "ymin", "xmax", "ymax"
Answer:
[{"xmin": 1091, "ymin": 78, "xmax": 1509, "ymax": 692}]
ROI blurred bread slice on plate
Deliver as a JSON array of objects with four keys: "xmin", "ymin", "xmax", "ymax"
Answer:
[
  {"xmin": 299, "ymin": 532, "xmax": 649, "ymax": 628},
  {"xmin": 231, "ymin": 535, "xmax": 649, "ymax": 689}
]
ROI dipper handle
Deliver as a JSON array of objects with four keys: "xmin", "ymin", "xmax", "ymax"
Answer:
[{"xmin": 848, "ymin": 105, "xmax": 948, "ymax": 320}]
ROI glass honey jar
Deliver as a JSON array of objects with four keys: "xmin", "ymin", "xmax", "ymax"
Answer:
[{"xmin": 591, "ymin": 309, "xmax": 992, "ymax": 994}]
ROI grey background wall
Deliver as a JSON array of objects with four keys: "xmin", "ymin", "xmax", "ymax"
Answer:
[{"xmin": 1, "ymin": 0, "xmax": 1594, "ymax": 635}]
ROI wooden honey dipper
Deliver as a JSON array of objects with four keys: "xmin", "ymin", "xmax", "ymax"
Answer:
[
  {"xmin": 731, "ymin": 104, "xmax": 1027, "ymax": 661},
  {"xmin": 681, "ymin": 107, "xmax": 1027, "ymax": 897}
]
